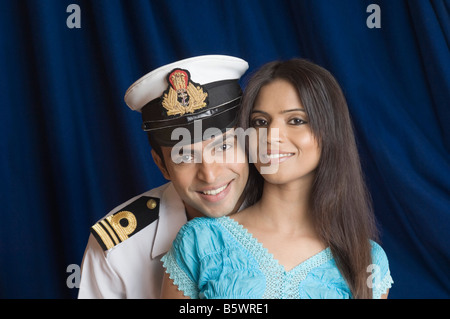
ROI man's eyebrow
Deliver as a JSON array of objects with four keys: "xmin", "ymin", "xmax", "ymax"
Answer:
[
  {"xmin": 207, "ymin": 132, "xmax": 235, "ymax": 148},
  {"xmin": 176, "ymin": 147, "xmax": 195, "ymax": 155}
]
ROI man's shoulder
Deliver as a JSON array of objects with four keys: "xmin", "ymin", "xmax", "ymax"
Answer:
[{"xmin": 90, "ymin": 183, "xmax": 172, "ymax": 251}]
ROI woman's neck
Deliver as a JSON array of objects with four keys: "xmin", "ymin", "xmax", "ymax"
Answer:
[{"xmin": 246, "ymin": 177, "xmax": 315, "ymax": 235}]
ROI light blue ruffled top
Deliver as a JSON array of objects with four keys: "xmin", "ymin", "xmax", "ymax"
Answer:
[{"xmin": 161, "ymin": 216, "xmax": 393, "ymax": 299}]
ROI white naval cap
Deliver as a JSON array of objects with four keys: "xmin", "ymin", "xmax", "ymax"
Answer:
[
  {"xmin": 123, "ymin": 55, "xmax": 249, "ymax": 146},
  {"xmin": 124, "ymin": 55, "xmax": 249, "ymax": 112}
]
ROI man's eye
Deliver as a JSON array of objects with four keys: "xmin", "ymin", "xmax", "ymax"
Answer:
[
  {"xmin": 251, "ymin": 118, "xmax": 268, "ymax": 127},
  {"xmin": 173, "ymin": 153, "xmax": 194, "ymax": 163},
  {"xmin": 180, "ymin": 154, "xmax": 194, "ymax": 162},
  {"xmin": 216, "ymin": 143, "xmax": 232, "ymax": 152}
]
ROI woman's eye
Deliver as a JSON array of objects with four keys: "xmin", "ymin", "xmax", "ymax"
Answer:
[
  {"xmin": 288, "ymin": 118, "xmax": 307, "ymax": 125},
  {"xmin": 251, "ymin": 118, "xmax": 268, "ymax": 127}
]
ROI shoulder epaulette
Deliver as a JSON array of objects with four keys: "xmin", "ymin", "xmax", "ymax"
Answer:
[{"xmin": 91, "ymin": 196, "xmax": 160, "ymax": 251}]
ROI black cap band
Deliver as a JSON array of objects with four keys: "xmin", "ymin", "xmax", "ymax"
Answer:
[
  {"xmin": 141, "ymin": 79, "xmax": 242, "ymax": 146},
  {"xmin": 146, "ymin": 102, "xmax": 239, "ymax": 146}
]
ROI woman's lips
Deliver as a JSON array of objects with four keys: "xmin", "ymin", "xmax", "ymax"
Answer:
[{"xmin": 261, "ymin": 152, "xmax": 295, "ymax": 163}]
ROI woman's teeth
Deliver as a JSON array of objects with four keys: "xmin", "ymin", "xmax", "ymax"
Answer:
[{"xmin": 266, "ymin": 153, "xmax": 294, "ymax": 159}]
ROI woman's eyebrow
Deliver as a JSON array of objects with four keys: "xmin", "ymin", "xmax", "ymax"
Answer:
[
  {"xmin": 280, "ymin": 108, "xmax": 306, "ymax": 114},
  {"xmin": 251, "ymin": 109, "xmax": 268, "ymax": 115},
  {"xmin": 251, "ymin": 108, "xmax": 306, "ymax": 114}
]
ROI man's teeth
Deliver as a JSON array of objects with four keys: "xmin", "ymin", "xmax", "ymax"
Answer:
[
  {"xmin": 265, "ymin": 153, "xmax": 294, "ymax": 159},
  {"xmin": 202, "ymin": 184, "xmax": 227, "ymax": 195}
]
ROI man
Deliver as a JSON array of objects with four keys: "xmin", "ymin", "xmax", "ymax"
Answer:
[{"xmin": 78, "ymin": 55, "xmax": 249, "ymax": 298}]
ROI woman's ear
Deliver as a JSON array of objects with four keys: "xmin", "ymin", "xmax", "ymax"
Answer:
[{"xmin": 151, "ymin": 149, "xmax": 171, "ymax": 180}]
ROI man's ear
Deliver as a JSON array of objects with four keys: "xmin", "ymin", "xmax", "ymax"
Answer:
[{"xmin": 151, "ymin": 149, "xmax": 171, "ymax": 180}]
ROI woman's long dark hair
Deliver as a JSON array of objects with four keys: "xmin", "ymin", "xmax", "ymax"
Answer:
[{"xmin": 238, "ymin": 59, "xmax": 378, "ymax": 299}]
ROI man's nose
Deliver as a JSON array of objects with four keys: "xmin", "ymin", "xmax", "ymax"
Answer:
[{"xmin": 196, "ymin": 160, "xmax": 221, "ymax": 184}]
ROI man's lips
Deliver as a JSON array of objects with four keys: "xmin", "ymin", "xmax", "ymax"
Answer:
[
  {"xmin": 197, "ymin": 181, "xmax": 233, "ymax": 202},
  {"xmin": 200, "ymin": 183, "xmax": 229, "ymax": 195}
]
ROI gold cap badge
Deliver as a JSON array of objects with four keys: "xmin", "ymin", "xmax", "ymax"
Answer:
[{"xmin": 161, "ymin": 68, "xmax": 208, "ymax": 116}]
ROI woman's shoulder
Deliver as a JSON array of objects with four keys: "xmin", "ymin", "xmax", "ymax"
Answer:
[
  {"xmin": 368, "ymin": 240, "xmax": 394, "ymax": 298},
  {"xmin": 369, "ymin": 240, "xmax": 390, "ymax": 266},
  {"xmin": 176, "ymin": 216, "xmax": 223, "ymax": 237},
  {"xmin": 172, "ymin": 216, "xmax": 231, "ymax": 257}
]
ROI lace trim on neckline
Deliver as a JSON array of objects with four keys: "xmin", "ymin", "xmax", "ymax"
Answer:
[{"xmin": 216, "ymin": 216, "xmax": 333, "ymax": 298}]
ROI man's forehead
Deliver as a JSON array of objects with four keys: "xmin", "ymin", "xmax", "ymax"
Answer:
[{"xmin": 160, "ymin": 129, "xmax": 236, "ymax": 152}]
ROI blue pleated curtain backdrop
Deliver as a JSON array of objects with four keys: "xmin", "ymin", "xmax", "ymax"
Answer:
[{"xmin": 0, "ymin": 0, "xmax": 448, "ymax": 298}]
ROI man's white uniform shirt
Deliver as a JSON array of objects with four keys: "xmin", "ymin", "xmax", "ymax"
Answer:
[{"xmin": 78, "ymin": 183, "xmax": 187, "ymax": 298}]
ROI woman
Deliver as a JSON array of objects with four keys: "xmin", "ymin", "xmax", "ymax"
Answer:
[{"xmin": 160, "ymin": 59, "xmax": 393, "ymax": 299}]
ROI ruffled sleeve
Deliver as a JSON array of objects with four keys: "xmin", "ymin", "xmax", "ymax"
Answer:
[
  {"xmin": 161, "ymin": 219, "xmax": 205, "ymax": 298},
  {"xmin": 369, "ymin": 241, "xmax": 394, "ymax": 299},
  {"xmin": 161, "ymin": 217, "xmax": 231, "ymax": 298}
]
